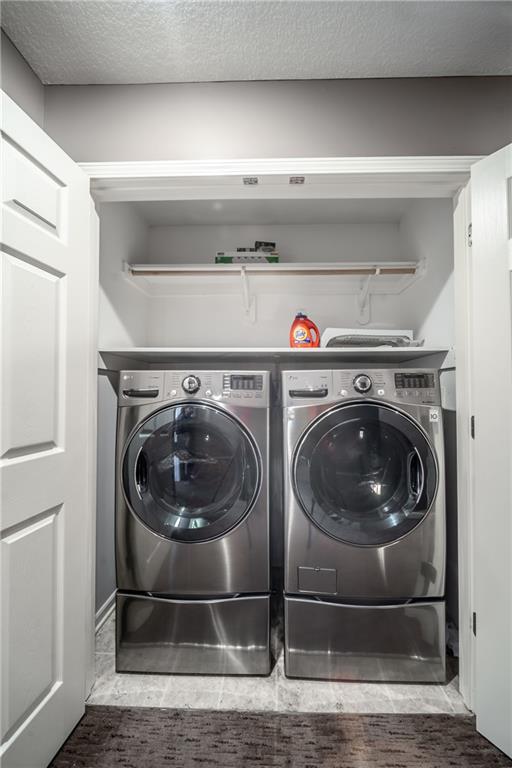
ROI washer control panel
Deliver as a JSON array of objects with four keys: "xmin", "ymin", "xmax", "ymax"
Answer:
[
  {"xmin": 223, "ymin": 373, "xmax": 264, "ymax": 392},
  {"xmin": 182, "ymin": 375, "xmax": 201, "ymax": 394},
  {"xmin": 119, "ymin": 370, "xmax": 269, "ymax": 407},
  {"xmin": 353, "ymin": 373, "xmax": 372, "ymax": 393},
  {"xmin": 283, "ymin": 369, "xmax": 440, "ymax": 406}
]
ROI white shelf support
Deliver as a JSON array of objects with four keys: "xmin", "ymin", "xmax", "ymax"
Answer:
[
  {"xmin": 356, "ymin": 267, "xmax": 381, "ymax": 325},
  {"xmin": 240, "ymin": 266, "xmax": 256, "ymax": 322}
]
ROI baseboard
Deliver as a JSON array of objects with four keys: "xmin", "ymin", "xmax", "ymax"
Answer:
[{"xmin": 95, "ymin": 591, "xmax": 116, "ymax": 633}]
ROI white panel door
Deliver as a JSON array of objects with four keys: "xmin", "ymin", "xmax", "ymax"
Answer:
[
  {"xmin": 0, "ymin": 92, "xmax": 95, "ymax": 767},
  {"xmin": 471, "ymin": 143, "xmax": 512, "ymax": 758}
]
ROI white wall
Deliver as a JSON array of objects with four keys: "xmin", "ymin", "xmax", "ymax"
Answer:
[
  {"xmin": 96, "ymin": 202, "xmax": 149, "ymax": 614},
  {"xmin": 1, "ymin": 30, "xmax": 44, "ymax": 127},
  {"xmin": 395, "ymin": 198, "xmax": 458, "ymax": 627},
  {"xmin": 95, "ymin": 372, "xmax": 117, "ymax": 615},
  {"xmin": 144, "ymin": 220, "xmax": 404, "ymax": 346},
  {"xmin": 398, "ymin": 199, "xmax": 455, "ymax": 348},
  {"xmin": 147, "ymin": 222, "xmax": 401, "ymax": 265},
  {"xmin": 44, "ymin": 77, "xmax": 512, "ymax": 162},
  {"xmin": 99, "ymin": 202, "xmax": 149, "ymax": 347},
  {"xmin": 136, "ymin": 203, "xmax": 453, "ymax": 348}
]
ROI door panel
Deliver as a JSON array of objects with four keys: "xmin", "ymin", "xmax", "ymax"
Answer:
[
  {"xmin": 471, "ymin": 143, "xmax": 512, "ymax": 757},
  {"xmin": 2, "ymin": 133, "xmax": 64, "ymax": 234},
  {"xmin": 1, "ymin": 507, "xmax": 62, "ymax": 743},
  {"xmin": 0, "ymin": 92, "xmax": 95, "ymax": 768},
  {"xmin": 1, "ymin": 254, "xmax": 62, "ymax": 458}
]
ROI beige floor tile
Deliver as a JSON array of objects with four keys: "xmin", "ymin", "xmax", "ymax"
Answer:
[
  {"xmin": 95, "ymin": 623, "xmax": 115, "ymax": 654},
  {"xmin": 160, "ymin": 688, "xmax": 222, "ymax": 710},
  {"xmin": 332, "ymin": 682, "xmax": 394, "ymax": 714},
  {"xmin": 443, "ymin": 675, "xmax": 472, "ymax": 714},
  {"xmin": 387, "ymin": 683, "xmax": 453, "ymax": 714},
  {"xmin": 111, "ymin": 671, "xmax": 168, "ymax": 695},
  {"xmin": 219, "ymin": 672, "xmax": 278, "ymax": 711},
  {"xmin": 87, "ymin": 654, "xmax": 116, "ymax": 700},
  {"xmin": 218, "ymin": 689, "xmax": 277, "ymax": 712},
  {"xmin": 90, "ymin": 689, "xmax": 164, "ymax": 707}
]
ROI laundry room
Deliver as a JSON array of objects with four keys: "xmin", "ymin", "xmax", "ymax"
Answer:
[
  {"xmin": 2, "ymin": 2, "xmax": 512, "ymax": 767},
  {"xmin": 92, "ymin": 187, "xmax": 460, "ymax": 691}
]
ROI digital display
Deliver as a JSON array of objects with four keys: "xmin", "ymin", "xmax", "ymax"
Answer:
[
  {"xmin": 395, "ymin": 373, "xmax": 435, "ymax": 389},
  {"xmin": 230, "ymin": 375, "xmax": 263, "ymax": 391}
]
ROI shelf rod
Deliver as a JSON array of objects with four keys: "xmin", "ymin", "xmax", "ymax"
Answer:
[{"xmin": 128, "ymin": 264, "xmax": 418, "ymax": 277}]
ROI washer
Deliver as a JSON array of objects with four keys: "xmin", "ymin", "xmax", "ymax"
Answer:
[
  {"xmin": 116, "ymin": 369, "xmax": 270, "ymax": 675},
  {"xmin": 283, "ymin": 369, "xmax": 446, "ymax": 683}
]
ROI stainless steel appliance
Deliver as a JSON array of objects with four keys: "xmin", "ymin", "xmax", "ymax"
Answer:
[
  {"xmin": 116, "ymin": 369, "xmax": 270, "ymax": 675},
  {"xmin": 282, "ymin": 369, "xmax": 446, "ymax": 683}
]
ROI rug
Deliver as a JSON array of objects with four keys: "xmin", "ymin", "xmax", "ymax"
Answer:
[{"xmin": 50, "ymin": 706, "xmax": 512, "ymax": 768}]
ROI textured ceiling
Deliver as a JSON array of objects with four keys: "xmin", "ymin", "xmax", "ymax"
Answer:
[
  {"xmin": 1, "ymin": 1, "xmax": 511, "ymax": 85},
  {"xmin": 134, "ymin": 198, "xmax": 411, "ymax": 226}
]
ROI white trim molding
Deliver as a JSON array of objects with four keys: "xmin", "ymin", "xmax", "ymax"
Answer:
[
  {"xmin": 453, "ymin": 181, "xmax": 475, "ymax": 711},
  {"xmin": 80, "ymin": 156, "xmax": 481, "ymax": 179},
  {"xmin": 80, "ymin": 156, "xmax": 482, "ymax": 202}
]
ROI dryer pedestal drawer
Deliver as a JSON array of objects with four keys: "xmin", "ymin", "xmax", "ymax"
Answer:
[
  {"xmin": 117, "ymin": 593, "xmax": 270, "ymax": 676},
  {"xmin": 284, "ymin": 596, "xmax": 445, "ymax": 683}
]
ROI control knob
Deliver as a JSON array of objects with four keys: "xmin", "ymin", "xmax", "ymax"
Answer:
[
  {"xmin": 182, "ymin": 375, "xmax": 201, "ymax": 394},
  {"xmin": 353, "ymin": 374, "xmax": 372, "ymax": 394}
]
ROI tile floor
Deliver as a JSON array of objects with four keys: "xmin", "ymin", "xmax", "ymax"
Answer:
[{"xmin": 88, "ymin": 611, "xmax": 470, "ymax": 715}]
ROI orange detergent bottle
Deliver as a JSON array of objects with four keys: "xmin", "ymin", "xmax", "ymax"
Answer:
[{"xmin": 289, "ymin": 312, "xmax": 321, "ymax": 348}]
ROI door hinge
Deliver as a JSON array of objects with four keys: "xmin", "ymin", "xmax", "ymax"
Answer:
[
  {"xmin": 472, "ymin": 611, "xmax": 477, "ymax": 636},
  {"xmin": 470, "ymin": 415, "xmax": 475, "ymax": 439},
  {"xmin": 468, "ymin": 223, "xmax": 472, "ymax": 247}
]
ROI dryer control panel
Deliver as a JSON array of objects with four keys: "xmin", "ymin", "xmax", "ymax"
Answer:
[
  {"xmin": 119, "ymin": 370, "xmax": 270, "ymax": 407},
  {"xmin": 282, "ymin": 369, "xmax": 441, "ymax": 407}
]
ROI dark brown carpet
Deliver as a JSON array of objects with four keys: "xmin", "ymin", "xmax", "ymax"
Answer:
[{"xmin": 50, "ymin": 706, "xmax": 511, "ymax": 768}]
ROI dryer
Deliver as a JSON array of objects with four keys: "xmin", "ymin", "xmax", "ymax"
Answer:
[
  {"xmin": 116, "ymin": 369, "xmax": 270, "ymax": 676},
  {"xmin": 283, "ymin": 369, "xmax": 446, "ymax": 683}
]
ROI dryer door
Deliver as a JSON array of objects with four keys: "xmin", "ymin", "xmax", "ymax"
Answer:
[
  {"xmin": 123, "ymin": 403, "xmax": 260, "ymax": 542},
  {"xmin": 293, "ymin": 402, "xmax": 437, "ymax": 546}
]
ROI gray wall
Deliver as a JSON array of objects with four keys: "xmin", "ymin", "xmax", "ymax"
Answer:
[
  {"xmin": 44, "ymin": 77, "xmax": 512, "ymax": 162},
  {"xmin": 2, "ymin": 37, "xmax": 510, "ymax": 161},
  {"xmin": 1, "ymin": 30, "xmax": 44, "ymax": 127}
]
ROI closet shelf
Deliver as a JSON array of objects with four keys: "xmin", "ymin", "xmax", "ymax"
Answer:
[
  {"xmin": 99, "ymin": 346, "xmax": 451, "ymax": 366},
  {"xmin": 125, "ymin": 261, "xmax": 424, "ymax": 325}
]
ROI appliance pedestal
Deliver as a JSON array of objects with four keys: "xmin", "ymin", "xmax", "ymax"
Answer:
[
  {"xmin": 116, "ymin": 592, "xmax": 270, "ymax": 676},
  {"xmin": 284, "ymin": 596, "xmax": 446, "ymax": 683}
]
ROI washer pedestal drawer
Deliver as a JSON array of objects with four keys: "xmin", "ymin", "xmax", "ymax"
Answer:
[
  {"xmin": 116, "ymin": 592, "xmax": 270, "ymax": 676},
  {"xmin": 284, "ymin": 596, "xmax": 445, "ymax": 683}
]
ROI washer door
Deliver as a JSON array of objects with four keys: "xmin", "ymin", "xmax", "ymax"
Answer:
[
  {"xmin": 123, "ymin": 403, "xmax": 260, "ymax": 542},
  {"xmin": 293, "ymin": 402, "xmax": 438, "ymax": 546}
]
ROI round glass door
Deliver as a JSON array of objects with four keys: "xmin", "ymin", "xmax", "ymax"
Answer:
[
  {"xmin": 293, "ymin": 402, "xmax": 437, "ymax": 546},
  {"xmin": 123, "ymin": 403, "xmax": 260, "ymax": 542}
]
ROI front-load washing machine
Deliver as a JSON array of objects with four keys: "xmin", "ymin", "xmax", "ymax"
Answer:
[
  {"xmin": 116, "ymin": 369, "xmax": 270, "ymax": 675},
  {"xmin": 283, "ymin": 369, "xmax": 446, "ymax": 683}
]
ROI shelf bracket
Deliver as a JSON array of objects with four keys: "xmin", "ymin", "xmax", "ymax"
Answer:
[
  {"xmin": 356, "ymin": 268, "xmax": 379, "ymax": 325},
  {"xmin": 240, "ymin": 266, "xmax": 256, "ymax": 323}
]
